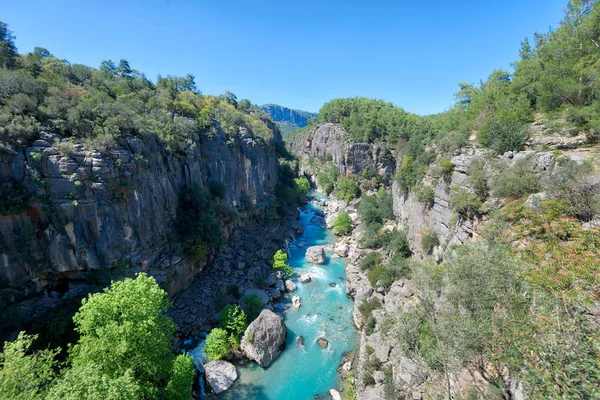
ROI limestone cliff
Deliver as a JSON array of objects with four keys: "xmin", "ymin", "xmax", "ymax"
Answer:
[
  {"xmin": 0, "ymin": 121, "xmax": 280, "ymax": 330},
  {"xmin": 289, "ymin": 123, "xmax": 396, "ymax": 179}
]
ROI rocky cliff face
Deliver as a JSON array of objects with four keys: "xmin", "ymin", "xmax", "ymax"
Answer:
[
  {"xmin": 292, "ymin": 123, "xmax": 396, "ymax": 179},
  {"xmin": 258, "ymin": 104, "xmax": 316, "ymax": 135},
  {"xmin": 0, "ymin": 121, "xmax": 280, "ymax": 328},
  {"xmin": 392, "ymin": 147, "xmax": 560, "ymax": 258}
]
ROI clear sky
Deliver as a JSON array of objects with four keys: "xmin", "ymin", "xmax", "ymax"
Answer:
[{"xmin": 1, "ymin": 0, "xmax": 567, "ymax": 115}]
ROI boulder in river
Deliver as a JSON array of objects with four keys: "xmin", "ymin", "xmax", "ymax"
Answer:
[
  {"xmin": 292, "ymin": 295, "xmax": 302, "ymax": 308},
  {"xmin": 329, "ymin": 389, "xmax": 342, "ymax": 400},
  {"xmin": 317, "ymin": 338, "xmax": 329, "ymax": 348},
  {"xmin": 285, "ymin": 279, "xmax": 297, "ymax": 292},
  {"xmin": 240, "ymin": 309, "xmax": 287, "ymax": 368},
  {"xmin": 305, "ymin": 246, "xmax": 326, "ymax": 264},
  {"xmin": 300, "ymin": 273, "xmax": 312, "ymax": 283},
  {"xmin": 204, "ymin": 360, "xmax": 237, "ymax": 394}
]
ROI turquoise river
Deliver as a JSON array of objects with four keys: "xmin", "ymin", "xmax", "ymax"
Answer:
[{"xmin": 191, "ymin": 193, "xmax": 359, "ymax": 399}]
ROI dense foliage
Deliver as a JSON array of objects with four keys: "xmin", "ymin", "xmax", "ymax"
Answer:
[
  {"xmin": 318, "ymin": 97, "xmax": 431, "ymax": 144},
  {"xmin": 0, "ymin": 274, "xmax": 195, "ymax": 399},
  {"xmin": 332, "ymin": 211, "xmax": 353, "ymax": 236},
  {"xmin": 271, "ymin": 249, "xmax": 294, "ymax": 278},
  {"xmin": 0, "ymin": 21, "xmax": 275, "ymax": 154}
]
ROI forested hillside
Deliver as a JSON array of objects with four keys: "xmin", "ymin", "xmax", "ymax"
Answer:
[{"xmin": 0, "ymin": 20, "xmax": 275, "ymax": 154}]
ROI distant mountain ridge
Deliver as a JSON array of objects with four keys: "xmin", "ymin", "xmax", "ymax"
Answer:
[{"xmin": 259, "ymin": 104, "xmax": 317, "ymax": 135}]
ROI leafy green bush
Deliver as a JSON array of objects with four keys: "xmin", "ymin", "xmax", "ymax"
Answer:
[
  {"xmin": 421, "ymin": 232, "xmax": 440, "ymax": 254},
  {"xmin": 381, "ymin": 230, "xmax": 410, "ymax": 258},
  {"xmin": 478, "ymin": 116, "xmax": 528, "ymax": 154},
  {"xmin": 367, "ymin": 264, "xmax": 387, "ymax": 287},
  {"xmin": 317, "ymin": 172, "xmax": 334, "ymax": 195},
  {"xmin": 439, "ymin": 158, "xmax": 455, "ymax": 181},
  {"xmin": 451, "ymin": 188, "xmax": 483, "ymax": 218},
  {"xmin": 378, "ymin": 254, "xmax": 412, "ymax": 289},
  {"xmin": 0, "ymin": 332, "xmax": 58, "ymax": 399},
  {"xmin": 358, "ymin": 297, "xmax": 382, "ymax": 321},
  {"xmin": 218, "ymin": 305, "xmax": 248, "ymax": 348},
  {"xmin": 359, "ymin": 222, "xmax": 382, "ymax": 249},
  {"xmin": 332, "ymin": 211, "xmax": 352, "ymax": 236},
  {"xmin": 204, "ymin": 328, "xmax": 230, "ymax": 361},
  {"xmin": 359, "ymin": 252, "xmax": 381, "ymax": 272},
  {"xmin": 241, "ymin": 293, "xmax": 263, "ymax": 322},
  {"xmin": 335, "ymin": 178, "xmax": 360, "ymax": 202},
  {"xmin": 491, "ymin": 157, "xmax": 541, "ymax": 199},
  {"xmin": 271, "ymin": 249, "xmax": 293, "ymax": 277},
  {"xmin": 294, "ymin": 176, "xmax": 310, "ymax": 196},
  {"xmin": 546, "ymin": 158, "xmax": 600, "ymax": 221},
  {"xmin": 209, "ymin": 181, "xmax": 227, "ymax": 200},
  {"xmin": 468, "ymin": 157, "xmax": 489, "ymax": 201},
  {"xmin": 417, "ymin": 186, "xmax": 435, "ymax": 208}
]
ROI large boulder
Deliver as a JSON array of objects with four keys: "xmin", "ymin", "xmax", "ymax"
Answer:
[
  {"xmin": 204, "ymin": 360, "xmax": 237, "ymax": 394},
  {"xmin": 305, "ymin": 246, "xmax": 326, "ymax": 264},
  {"xmin": 240, "ymin": 309, "xmax": 287, "ymax": 367},
  {"xmin": 284, "ymin": 279, "xmax": 296, "ymax": 292},
  {"xmin": 334, "ymin": 243, "xmax": 349, "ymax": 257}
]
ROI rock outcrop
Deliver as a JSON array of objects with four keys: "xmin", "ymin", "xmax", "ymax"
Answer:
[
  {"xmin": 240, "ymin": 309, "xmax": 287, "ymax": 367},
  {"xmin": 204, "ymin": 360, "xmax": 238, "ymax": 394},
  {"xmin": 305, "ymin": 246, "xmax": 326, "ymax": 264},
  {"xmin": 289, "ymin": 123, "xmax": 396, "ymax": 179}
]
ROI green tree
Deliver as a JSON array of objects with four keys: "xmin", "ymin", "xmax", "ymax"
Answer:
[
  {"xmin": 335, "ymin": 178, "xmax": 360, "ymax": 202},
  {"xmin": 271, "ymin": 249, "xmax": 293, "ymax": 277},
  {"xmin": 332, "ymin": 211, "xmax": 352, "ymax": 236},
  {"xmin": 241, "ymin": 294, "xmax": 264, "ymax": 322},
  {"xmin": 0, "ymin": 22, "xmax": 18, "ymax": 69},
  {"xmin": 204, "ymin": 328, "xmax": 230, "ymax": 361},
  {"xmin": 219, "ymin": 305, "xmax": 248, "ymax": 348},
  {"xmin": 47, "ymin": 273, "xmax": 194, "ymax": 400},
  {"xmin": 0, "ymin": 332, "xmax": 58, "ymax": 400},
  {"xmin": 294, "ymin": 176, "xmax": 311, "ymax": 196}
]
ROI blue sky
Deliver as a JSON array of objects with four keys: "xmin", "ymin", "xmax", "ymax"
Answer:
[{"xmin": 2, "ymin": 0, "xmax": 566, "ymax": 115}]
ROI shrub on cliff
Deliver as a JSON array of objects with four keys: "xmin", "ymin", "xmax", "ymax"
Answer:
[
  {"xmin": 332, "ymin": 211, "xmax": 352, "ymax": 236},
  {"xmin": 317, "ymin": 172, "xmax": 334, "ymax": 195},
  {"xmin": 334, "ymin": 178, "xmax": 360, "ymax": 202},
  {"xmin": 491, "ymin": 157, "xmax": 541, "ymax": 199}
]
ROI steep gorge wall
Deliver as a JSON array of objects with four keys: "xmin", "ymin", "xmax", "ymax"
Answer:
[
  {"xmin": 291, "ymin": 123, "xmax": 396, "ymax": 179},
  {"xmin": 0, "ymin": 122, "xmax": 280, "ymax": 327}
]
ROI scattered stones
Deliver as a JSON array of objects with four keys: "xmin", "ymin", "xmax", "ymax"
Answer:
[
  {"xmin": 306, "ymin": 246, "xmax": 326, "ymax": 264},
  {"xmin": 240, "ymin": 310, "xmax": 287, "ymax": 368},
  {"xmin": 297, "ymin": 241, "xmax": 307, "ymax": 248},
  {"xmin": 275, "ymin": 279, "xmax": 285, "ymax": 292},
  {"xmin": 300, "ymin": 273, "xmax": 312, "ymax": 283},
  {"xmin": 285, "ymin": 279, "xmax": 297, "ymax": 292},
  {"xmin": 292, "ymin": 295, "xmax": 302, "ymax": 308},
  {"xmin": 204, "ymin": 360, "xmax": 238, "ymax": 394},
  {"xmin": 297, "ymin": 335, "xmax": 305, "ymax": 347},
  {"xmin": 237, "ymin": 261, "xmax": 246, "ymax": 270},
  {"xmin": 317, "ymin": 338, "xmax": 329, "ymax": 348},
  {"xmin": 329, "ymin": 282, "xmax": 337, "ymax": 287}
]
